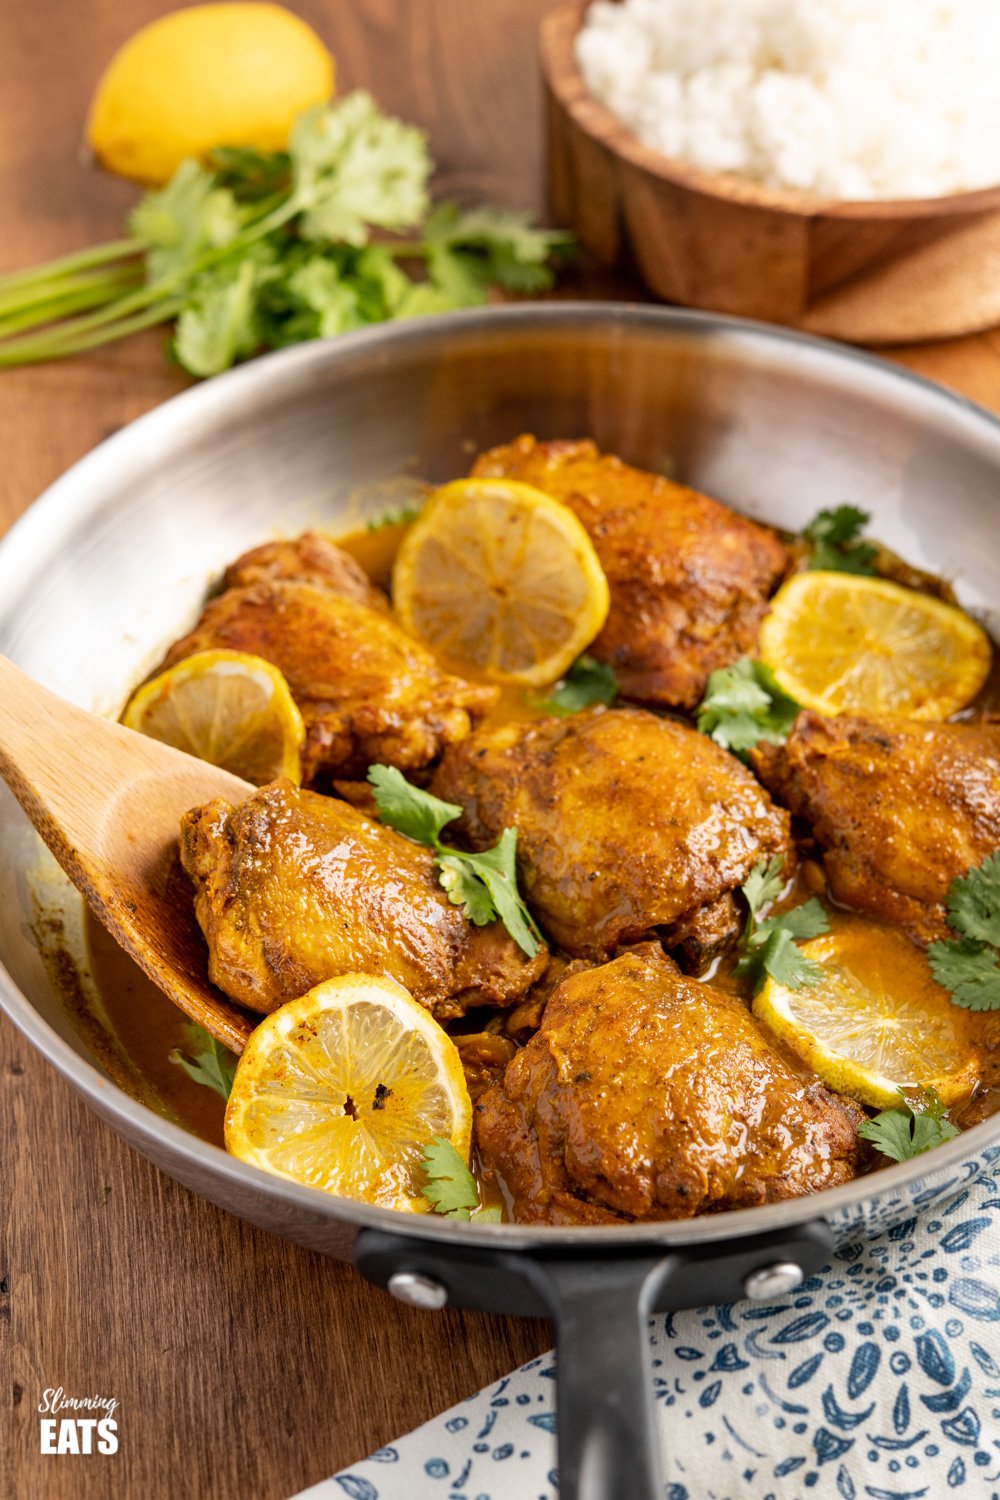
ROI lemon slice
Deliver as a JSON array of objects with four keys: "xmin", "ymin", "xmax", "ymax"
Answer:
[
  {"xmin": 391, "ymin": 478, "xmax": 610, "ymax": 686},
  {"xmin": 754, "ymin": 918, "xmax": 979, "ymax": 1109},
  {"xmin": 758, "ymin": 571, "xmax": 991, "ymax": 719},
  {"xmin": 224, "ymin": 974, "xmax": 472, "ymax": 1210},
  {"xmin": 122, "ymin": 648, "xmax": 305, "ymax": 785}
]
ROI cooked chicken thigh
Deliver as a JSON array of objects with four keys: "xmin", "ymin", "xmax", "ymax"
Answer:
[
  {"xmin": 159, "ymin": 535, "xmax": 496, "ymax": 784},
  {"xmin": 220, "ymin": 532, "xmax": 388, "ymax": 608},
  {"xmin": 753, "ymin": 711, "xmax": 1000, "ymax": 945},
  {"xmin": 431, "ymin": 706, "xmax": 791, "ymax": 963},
  {"xmin": 474, "ymin": 949, "xmax": 863, "ymax": 1224},
  {"xmin": 180, "ymin": 779, "xmax": 546, "ymax": 1018},
  {"xmin": 471, "ymin": 436, "xmax": 789, "ymax": 709}
]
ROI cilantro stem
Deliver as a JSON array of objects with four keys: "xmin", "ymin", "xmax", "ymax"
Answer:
[
  {"xmin": 0, "ymin": 265, "xmax": 142, "ymax": 319},
  {"xmin": 0, "ymin": 97, "xmax": 572, "ymax": 376},
  {"xmin": 0, "ymin": 297, "xmax": 185, "ymax": 366},
  {"xmin": 0, "ymin": 237, "xmax": 143, "ymax": 294},
  {"xmin": 0, "ymin": 196, "xmax": 296, "ymax": 363},
  {"xmin": 0, "ymin": 271, "xmax": 143, "ymax": 337}
]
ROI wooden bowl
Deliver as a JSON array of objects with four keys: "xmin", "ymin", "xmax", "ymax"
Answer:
[{"xmin": 541, "ymin": 0, "xmax": 1000, "ymax": 344}]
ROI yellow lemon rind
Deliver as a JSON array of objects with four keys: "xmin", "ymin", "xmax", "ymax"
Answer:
[
  {"xmin": 224, "ymin": 974, "xmax": 472, "ymax": 1212},
  {"xmin": 122, "ymin": 647, "xmax": 305, "ymax": 786},
  {"xmin": 759, "ymin": 570, "xmax": 991, "ymax": 721},
  {"xmin": 392, "ymin": 477, "xmax": 611, "ymax": 688},
  {"xmin": 753, "ymin": 927, "xmax": 979, "ymax": 1111}
]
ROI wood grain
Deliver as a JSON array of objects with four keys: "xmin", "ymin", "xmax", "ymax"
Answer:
[{"xmin": 4, "ymin": 3, "xmax": 1000, "ymax": 1498}]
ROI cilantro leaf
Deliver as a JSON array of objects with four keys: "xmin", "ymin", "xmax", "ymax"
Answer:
[
  {"xmin": 696, "ymin": 659, "xmax": 800, "ymax": 759},
  {"xmin": 366, "ymin": 766, "xmax": 541, "ymax": 957},
  {"xmin": 457, "ymin": 829, "xmax": 543, "ymax": 958},
  {"xmin": 741, "ymin": 854, "xmax": 787, "ymax": 927},
  {"xmin": 771, "ymin": 897, "xmax": 830, "ymax": 942},
  {"xmin": 436, "ymin": 853, "xmax": 496, "ymax": 926},
  {"xmin": 947, "ymin": 850, "xmax": 1000, "ymax": 948},
  {"xmin": 858, "ymin": 1109, "xmax": 919, "ymax": 1162},
  {"xmin": 803, "ymin": 505, "xmax": 878, "ymax": 575},
  {"xmin": 4, "ymin": 93, "xmax": 572, "ymax": 376},
  {"xmin": 367, "ymin": 764, "xmax": 462, "ymax": 846},
  {"xmin": 424, "ymin": 242, "xmax": 492, "ymax": 308},
  {"xmin": 928, "ymin": 936, "xmax": 1000, "ymax": 1011},
  {"xmin": 290, "ymin": 93, "xmax": 431, "ymax": 246},
  {"xmin": 353, "ymin": 244, "xmax": 413, "ymax": 316},
  {"xmin": 926, "ymin": 852, "xmax": 1000, "ymax": 1012},
  {"xmin": 420, "ymin": 1136, "xmax": 480, "ymax": 1219},
  {"xmin": 366, "ymin": 500, "xmax": 424, "ymax": 531},
  {"xmin": 130, "ymin": 160, "xmax": 243, "ymax": 283},
  {"xmin": 540, "ymin": 655, "xmax": 618, "ymax": 716},
  {"xmin": 750, "ymin": 926, "xmax": 826, "ymax": 992},
  {"xmin": 209, "ymin": 145, "xmax": 292, "ymax": 203},
  {"xmin": 169, "ymin": 1024, "xmax": 237, "ymax": 1100},
  {"xmin": 422, "ymin": 202, "xmax": 573, "ymax": 295},
  {"xmin": 286, "ymin": 256, "xmax": 362, "ymax": 338},
  {"xmin": 173, "ymin": 256, "xmax": 266, "ymax": 377},
  {"xmin": 736, "ymin": 859, "xmax": 828, "ymax": 994},
  {"xmin": 858, "ymin": 1088, "xmax": 960, "ymax": 1162}
]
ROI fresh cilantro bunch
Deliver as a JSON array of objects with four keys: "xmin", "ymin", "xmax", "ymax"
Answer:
[
  {"xmin": 170, "ymin": 1022, "xmax": 237, "ymax": 1100},
  {"xmin": 367, "ymin": 764, "xmax": 542, "ymax": 958},
  {"xmin": 539, "ymin": 655, "xmax": 618, "ymax": 716},
  {"xmin": 0, "ymin": 92, "xmax": 572, "ymax": 375},
  {"xmin": 858, "ymin": 1087, "xmax": 960, "ymax": 1162},
  {"xmin": 928, "ymin": 851, "xmax": 1000, "ymax": 1010},
  {"xmin": 802, "ymin": 505, "xmax": 878, "ymax": 575},
  {"xmin": 696, "ymin": 658, "xmax": 800, "ymax": 759},
  {"xmin": 735, "ymin": 856, "xmax": 829, "ymax": 994},
  {"xmin": 420, "ymin": 1136, "xmax": 501, "ymax": 1222}
]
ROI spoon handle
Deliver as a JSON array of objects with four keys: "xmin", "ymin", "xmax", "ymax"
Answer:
[{"xmin": 0, "ymin": 654, "xmax": 254, "ymax": 1052}]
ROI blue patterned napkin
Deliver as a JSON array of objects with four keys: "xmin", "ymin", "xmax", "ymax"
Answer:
[{"xmin": 296, "ymin": 1159, "xmax": 1000, "ymax": 1500}]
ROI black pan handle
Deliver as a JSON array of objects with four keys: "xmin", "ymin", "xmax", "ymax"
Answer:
[
  {"xmin": 520, "ymin": 1254, "xmax": 671, "ymax": 1500},
  {"xmin": 355, "ymin": 1220, "xmax": 834, "ymax": 1500}
]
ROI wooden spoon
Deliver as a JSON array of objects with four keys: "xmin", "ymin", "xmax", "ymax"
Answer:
[{"xmin": 0, "ymin": 654, "xmax": 256, "ymax": 1052}]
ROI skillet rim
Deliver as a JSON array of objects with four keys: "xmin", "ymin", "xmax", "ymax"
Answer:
[{"xmin": 2, "ymin": 299, "xmax": 1000, "ymax": 1249}]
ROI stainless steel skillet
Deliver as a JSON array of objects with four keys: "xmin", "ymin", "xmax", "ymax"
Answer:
[{"xmin": 2, "ymin": 305, "xmax": 999, "ymax": 1500}]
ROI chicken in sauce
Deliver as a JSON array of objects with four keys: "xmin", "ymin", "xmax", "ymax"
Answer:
[{"xmin": 126, "ymin": 435, "xmax": 999, "ymax": 1225}]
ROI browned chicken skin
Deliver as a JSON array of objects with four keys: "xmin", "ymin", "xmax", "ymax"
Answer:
[
  {"xmin": 221, "ymin": 532, "xmax": 388, "ymax": 608},
  {"xmin": 753, "ymin": 711, "xmax": 1000, "ymax": 945},
  {"xmin": 431, "ymin": 706, "xmax": 791, "ymax": 963},
  {"xmin": 159, "ymin": 535, "xmax": 496, "ymax": 784},
  {"xmin": 179, "ymin": 779, "xmax": 546, "ymax": 1019},
  {"xmin": 471, "ymin": 436, "xmax": 789, "ymax": 709},
  {"xmin": 475, "ymin": 949, "xmax": 864, "ymax": 1224}
]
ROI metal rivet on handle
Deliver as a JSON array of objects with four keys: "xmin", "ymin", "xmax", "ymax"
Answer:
[
  {"xmin": 387, "ymin": 1270, "xmax": 449, "ymax": 1310},
  {"xmin": 743, "ymin": 1261, "xmax": 805, "ymax": 1301}
]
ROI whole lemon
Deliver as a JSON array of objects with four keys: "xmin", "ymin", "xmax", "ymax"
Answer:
[{"xmin": 86, "ymin": 3, "xmax": 335, "ymax": 185}]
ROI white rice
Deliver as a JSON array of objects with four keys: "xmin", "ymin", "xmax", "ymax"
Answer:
[{"xmin": 575, "ymin": 0, "xmax": 1000, "ymax": 199}]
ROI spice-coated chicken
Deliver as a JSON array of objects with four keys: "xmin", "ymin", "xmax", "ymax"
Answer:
[
  {"xmin": 158, "ymin": 533, "xmax": 496, "ymax": 785},
  {"xmin": 431, "ymin": 705, "xmax": 791, "ymax": 964},
  {"xmin": 474, "ymin": 948, "xmax": 864, "ymax": 1224},
  {"xmin": 179, "ymin": 778, "xmax": 546, "ymax": 1019},
  {"xmin": 471, "ymin": 436, "xmax": 789, "ymax": 709},
  {"xmin": 753, "ymin": 711, "xmax": 1000, "ymax": 945},
  {"xmin": 218, "ymin": 533, "xmax": 390, "ymax": 606}
]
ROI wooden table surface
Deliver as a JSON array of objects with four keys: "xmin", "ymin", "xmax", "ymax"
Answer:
[{"xmin": 4, "ymin": 4, "xmax": 1000, "ymax": 1497}]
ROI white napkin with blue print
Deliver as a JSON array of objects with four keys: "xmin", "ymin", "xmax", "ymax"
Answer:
[{"xmin": 295, "ymin": 1152, "xmax": 1000, "ymax": 1500}]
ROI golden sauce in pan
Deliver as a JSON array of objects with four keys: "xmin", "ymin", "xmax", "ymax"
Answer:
[
  {"xmin": 83, "ymin": 914, "xmax": 226, "ymax": 1145},
  {"xmin": 62, "ymin": 517, "xmax": 1000, "ymax": 1157}
]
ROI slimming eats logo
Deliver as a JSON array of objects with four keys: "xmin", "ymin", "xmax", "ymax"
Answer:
[{"xmin": 37, "ymin": 1388, "xmax": 119, "ymax": 1454}]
